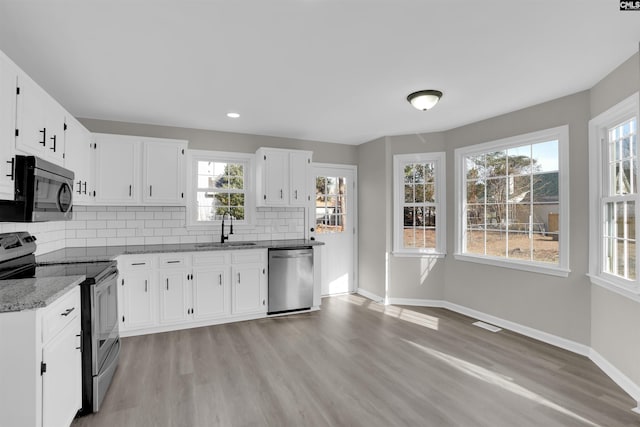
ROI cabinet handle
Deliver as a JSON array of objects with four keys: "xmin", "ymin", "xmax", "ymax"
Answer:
[
  {"xmin": 295, "ymin": 190, "xmax": 298, "ymax": 200},
  {"xmin": 76, "ymin": 180, "xmax": 83, "ymax": 194},
  {"xmin": 6, "ymin": 158, "xmax": 14, "ymax": 180},
  {"xmin": 60, "ymin": 307, "xmax": 75, "ymax": 317},
  {"xmin": 39, "ymin": 128, "xmax": 46, "ymax": 146},
  {"xmin": 144, "ymin": 279, "xmax": 148, "ymax": 292},
  {"xmin": 131, "ymin": 262, "xmax": 146, "ymax": 266},
  {"xmin": 166, "ymin": 260, "xmax": 180, "ymax": 264},
  {"xmin": 129, "ymin": 185, "xmax": 132, "ymax": 197},
  {"xmin": 166, "ymin": 278, "xmax": 169, "ymax": 290},
  {"xmin": 76, "ymin": 333, "xmax": 82, "ymax": 350},
  {"xmin": 150, "ymin": 185, "xmax": 152, "ymax": 197},
  {"xmin": 50, "ymin": 134, "xmax": 56, "ymax": 152},
  {"xmin": 280, "ymin": 189, "xmax": 283, "ymax": 199},
  {"xmin": 83, "ymin": 182, "xmax": 87, "ymax": 195},
  {"xmin": 237, "ymin": 272, "xmax": 241, "ymax": 283},
  {"xmin": 219, "ymin": 274, "xmax": 222, "ymax": 286}
]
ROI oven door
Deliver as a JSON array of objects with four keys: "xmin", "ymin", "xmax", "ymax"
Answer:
[
  {"xmin": 91, "ymin": 270, "xmax": 119, "ymax": 375},
  {"xmin": 31, "ymin": 167, "xmax": 73, "ymax": 221}
]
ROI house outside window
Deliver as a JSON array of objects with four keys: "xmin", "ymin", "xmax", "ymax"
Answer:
[
  {"xmin": 393, "ymin": 152, "xmax": 446, "ymax": 256},
  {"xmin": 454, "ymin": 126, "xmax": 570, "ymax": 276},
  {"xmin": 187, "ymin": 150, "xmax": 254, "ymax": 227},
  {"xmin": 588, "ymin": 93, "xmax": 640, "ymax": 297}
]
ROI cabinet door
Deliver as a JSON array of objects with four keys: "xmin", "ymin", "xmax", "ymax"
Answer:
[
  {"xmin": 94, "ymin": 134, "xmax": 140, "ymax": 204},
  {"xmin": 120, "ymin": 270, "xmax": 155, "ymax": 330},
  {"xmin": 158, "ymin": 269, "xmax": 189, "ymax": 324},
  {"xmin": 64, "ymin": 116, "xmax": 93, "ymax": 204},
  {"xmin": 15, "ymin": 72, "xmax": 48, "ymax": 158},
  {"xmin": 44, "ymin": 96, "xmax": 66, "ymax": 164},
  {"xmin": 231, "ymin": 264, "xmax": 265, "ymax": 315},
  {"xmin": 289, "ymin": 151, "xmax": 311, "ymax": 206},
  {"xmin": 42, "ymin": 314, "xmax": 81, "ymax": 427},
  {"xmin": 192, "ymin": 266, "xmax": 229, "ymax": 319},
  {"xmin": 261, "ymin": 150, "xmax": 288, "ymax": 205},
  {"xmin": 142, "ymin": 140, "xmax": 186, "ymax": 205},
  {"xmin": 0, "ymin": 51, "xmax": 17, "ymax": 199}
]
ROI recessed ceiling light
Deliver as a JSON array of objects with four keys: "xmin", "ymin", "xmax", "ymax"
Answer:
[{"xmin": 226, "ymin": 112, "xmax": 240, "ymax": 118}]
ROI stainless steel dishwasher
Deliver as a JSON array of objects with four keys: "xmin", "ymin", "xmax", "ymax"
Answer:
[{"xmin": 268, "ymin": 247, "xmax": 314, "ymax": 314}]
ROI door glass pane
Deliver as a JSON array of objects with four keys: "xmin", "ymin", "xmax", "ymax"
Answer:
[{"xmin": 316, "ymin": 175, "xmax": 347, "ymax": 234}]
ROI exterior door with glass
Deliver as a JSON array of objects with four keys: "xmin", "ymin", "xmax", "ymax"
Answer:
[{"xmin": 309, "ymin": 164, "xmax": 357, "ymax": 296}]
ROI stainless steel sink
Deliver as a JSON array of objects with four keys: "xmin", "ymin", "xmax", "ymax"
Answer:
[{"xmin": 195, "ymin": 242, "xmax": 257, "ymax": 248}]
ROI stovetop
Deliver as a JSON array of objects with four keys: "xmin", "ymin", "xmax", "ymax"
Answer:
[{"xmin": 0, "ymin": 232, "xmax": 117, "ymax": 284}]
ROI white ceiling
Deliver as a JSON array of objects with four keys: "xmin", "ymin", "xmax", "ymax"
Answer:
[{"xmin": 0, "ymin": 1, "xmax": 639, "ymax": 145}]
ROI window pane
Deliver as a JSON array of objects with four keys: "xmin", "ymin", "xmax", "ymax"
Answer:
[
  {"xmin": 604, "ymin": 237, "xmax": 615, "ymax": 274},
  {"xmin": 415, "ymin": 184, "xmax": 425, "ymax": 203},
  {"xmin": 404, "ymin": 207, "xmax": 415, "ymax": 227},
  {"xmin": 532, "ymin": 233, "xmax": 559, "ymax": 264},
  {"xmin": 424, "ymin": 183, "xmax": 435, "ymax": 203},
  {"xmin": 404, "ymin": 165, "xmax": 415, "ymax": 184},
  {"xmin": 508, "ymin": 176, "xmax": 530, "ymax": 202},
  {"xmin": 616, "ymin": 201, "xmax": 626, "ymax": 239},
  {"xmin": 423, "ymin": 206, "xmax": 436, "ymax": 227},
  {"xmin": 423, "ymin": 164, "xmax": 435, "ymax": 183},
  {"xmin": 467, "ymin": 204, "xmax": 485, "ymax": 227},
  {"xmin": 466, "ymin": 155, "xmax": 485, "ymax": 180},
  {"xmin": 508, "ymin": 145, "xmax": 532, "ymax": 176},
  {"xmin": 326, "ymin": 177, "xmax": 338, "ymax": 194},
  {"xmin": 486, "ymin": 178, "xmax": 506, "ymax": 203},
  {"xmin": 507, "ymin": 231, "xmax": 530, "ymax": 261},
  {"xmin": 486, "ymin": 204, "xmax": 506, "ymax": 228},
  {"xmin": 404, "ymin": 184, "xmax": 414, "ymax": 203},
  {"xmin": 467, "ymin": 180, "xmax": 485, "ymax": 203},
  {"xmin": 532, "ymin": 140, "xmax": 558, "ymax": 172},
  {"xmin": 486, "ymin": 151, "xmax": 507, "ymax": 178},
  {"xmin": 466, "ymin": 229, "xmax": 484, "ymax": 255},
  {"xmin": 404, "ymin": 228, "xmax": 416, "ymax": 248},
  {"xmin": 485, "ymin": 230, "xmax": 506, "ymax": 258},
  {"xmin": 532, "ymin": 172, "xmax": 559, "ymax": 202},
  {"xmin": 629, "ymin": 240, "xmax": 636, "ymax": 280},
  {"xmin": 316, "ymin": 177, "xmax": 327, "ymax": 194},
  {"xmin": 507, "ymin": 203, "xmax": 530, "ymax": 232}
]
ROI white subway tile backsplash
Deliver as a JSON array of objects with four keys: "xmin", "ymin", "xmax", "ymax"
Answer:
[{"xmin": 11, "ymin": 206, "xmax": 306, "ymax": 253}]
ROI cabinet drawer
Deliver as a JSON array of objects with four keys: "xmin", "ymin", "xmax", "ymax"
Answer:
[
  {"xmin": 231, "ymin": 250, "xmax": 265, "ymax": 264},
  {"xmin": 42, "ymin": 286, "xmax": 80, "ymax": 344},
  {"xmin": 158, "ymin": 254, "xmax": 187, "ymax": 268},
  {"xmin": 192, "ymin": 252, "xmax": 229, "ymax": 266},
  {"xmin": 118, "ymin": 255, "xmax": 155, "ymax": 270}
]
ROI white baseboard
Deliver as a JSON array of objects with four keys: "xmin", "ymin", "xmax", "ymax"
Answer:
[
  {"xmin": 590, "ymin": 349, "xmax": 640, "ymax": 407},
  {"xmin": 343, "ymin": 291, "xmax": 640, "ymax": 410},
  {"xmin": 356, "ymin": 288, "xmax": 384, "ymax": 303}
]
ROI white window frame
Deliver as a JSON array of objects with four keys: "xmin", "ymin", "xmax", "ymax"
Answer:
[
  {"xmin": 186, "ymin": 149, "xmax": 255, "ymax": 229},
  {"xmin": 393, "ymin": 152, "xmax": 446, "ymax": 257},
  {"xmin": 454, "ymin": 125, "xmax": 570, "ymax": 277},
  {"xmin": 588, "ymin": 92, "xmax": 640, "ymax": 300}
]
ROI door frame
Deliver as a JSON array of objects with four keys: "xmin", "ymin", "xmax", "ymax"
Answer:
[{"xmin": 308, "ymin": 163, "xmax": 358, "ymax": 294}]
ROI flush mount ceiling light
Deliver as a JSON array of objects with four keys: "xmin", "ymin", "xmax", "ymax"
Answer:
[
  {"xmin": 226, "ymin": 112, "xmax": 240, "ymax": 118},
  {"xmin": 407, "ymin": 90, "xmax": 443, "ymax": 111}
]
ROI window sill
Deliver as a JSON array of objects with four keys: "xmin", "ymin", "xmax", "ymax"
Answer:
[
  {"xmin": 392, "ymin": 251, "xmax": 445, "ymax": 259},
  {"xmin": 454, "ymin": 253, "xmax": 570, "ymax": 277},
  {"xmin": 587, "ymin": 274, "xmax": 640, "ymax": 303}
]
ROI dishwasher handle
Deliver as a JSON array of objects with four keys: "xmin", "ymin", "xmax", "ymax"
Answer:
[{"xmin": 270, "ymin": 252, "xmax": 313, "ymax": 259}]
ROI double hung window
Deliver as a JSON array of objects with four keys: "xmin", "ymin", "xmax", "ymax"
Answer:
[
  {"xmin": 187, "ymin": 150, "xmax": 254, "ymax": 227},
  {"xmin": 393, "ymin": 152, "xmax": 446, "ymax": 256},
  {"xmin": 589, "ymin": 94, "xmax": 640, "ymax": 296}
]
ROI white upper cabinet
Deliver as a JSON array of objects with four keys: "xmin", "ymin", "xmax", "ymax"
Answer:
[
  {"xmin": 255, "ymin": 147, "xmax": 312, "ymax": 207},
  {"xmin": 63, "ymin": 116, "xmax": 94, "ymax": 204},
  {"xmin": 0, "ymin": 51, "xmax": 18, "ymax": 200},
  {"xmin": 93, "ymin": 134, "xmax": 187, "ymax": 206},
  {"xmin": 15, "ymin": 72, "xmax": 65, "ymax": 165},
  {"xmin": 143, "ymin": 139, "xmax": 187, "ymax": 204},
  {"xmin": 94, "ymin": 134, "xmax": 140, "ymax": 205}
]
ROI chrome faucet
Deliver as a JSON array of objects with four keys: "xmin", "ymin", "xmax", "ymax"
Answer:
[{"xmin": 220, "ymin": 214, "xmax": 234, "ymax": 243}]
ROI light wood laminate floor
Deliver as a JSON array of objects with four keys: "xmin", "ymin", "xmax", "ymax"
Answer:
[{"xmin": 72, "ymin": 294, "xmax": 640, "ymax": 427}]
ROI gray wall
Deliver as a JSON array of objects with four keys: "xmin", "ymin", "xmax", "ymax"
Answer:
[
  {"xmin": 355, "ymin": 50, "xmax": 640, "ymax": 388},
  {"xmin": 443, "ymin": 91, "xmax": 591, "ymax": 345},
  {"xmin": 589, "ymin": 50, "xmax": 640, "ymax": 387},
  {"xmin": 79, "ymin": 118, "xmax": 358, "ymax": 165},
  {"xmin": 357, "ymin": 137, "xmax": 388, "ymax": 299}
]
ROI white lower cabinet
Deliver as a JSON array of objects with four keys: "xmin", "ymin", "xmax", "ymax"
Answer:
[
  {"xmin": 117, "ymin": 249, "xmax": 267, "ymax": 336},
  {"xmin": 0, "ymin": 285, "xmax": 82, "ymax": 427},
  {"xmin": 118, "ymin": 256, "xmax": 156, "ymax": 332}
]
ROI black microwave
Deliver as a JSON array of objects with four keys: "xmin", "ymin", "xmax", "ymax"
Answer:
[{"xmin": 0, "ymin": 155, "xmax": 74, "ymax": 222}]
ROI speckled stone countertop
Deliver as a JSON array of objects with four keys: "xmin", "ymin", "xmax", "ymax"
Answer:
[
  {"xmin": 0, "ymin": 276, "xmax": 85, "ymax": 313},
  {"xmin": 37, "ymin": 239, "xmax": 323, "ymax": 264}
]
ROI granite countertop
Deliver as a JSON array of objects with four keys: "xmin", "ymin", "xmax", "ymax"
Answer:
[
  {"xmin": 37, "ymin": 239, "xmax": 323, "ymax": 264},
  {"xmin": 0, "ymin": 276, "xmax": 85, "ymax": 313}
]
